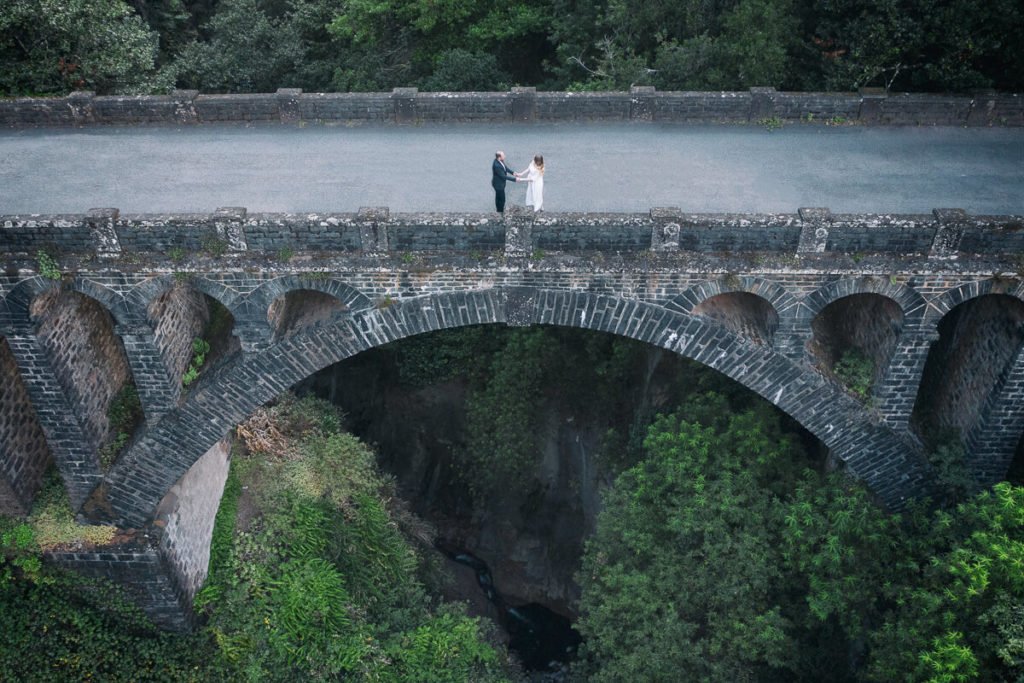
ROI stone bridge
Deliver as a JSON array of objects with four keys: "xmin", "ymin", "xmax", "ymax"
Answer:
[{"xmin": 2, "ymin": 205, "xmax": 1023, "ymax": 627}]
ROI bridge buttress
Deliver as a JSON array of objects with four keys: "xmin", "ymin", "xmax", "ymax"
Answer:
[
  {"xmin": 965, "ymin": 346, "xmax": 1024, "ymax": 485},
  {"xmin": 116, "ymin": 321, "xmax": 181, "ymax": 422},
  {"xmin": 3, "ymin": 325, "xmax": 101, "ymax": 509},
  {"xmin": 874, "ymin": 329, "xmax": 939, "ymax": 431}
]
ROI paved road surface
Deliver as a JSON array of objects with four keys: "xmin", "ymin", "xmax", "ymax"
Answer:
[{"xmin": 1, "ymin": 123, "xmax": 1021, "ymax": 214}]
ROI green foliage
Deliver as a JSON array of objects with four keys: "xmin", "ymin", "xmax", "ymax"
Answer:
[
  {"xmin": 99, "ymin": 384, "xmax": 143, "ymax": 470},
  {"xmin": 173, "ymin": 0, "xmax": 305, "ymax": 93},
  {"xmin": 24, "ymin": 468, "xmax": 118, "ymax": 550},
  {"xmin": 383, "ymin": 607, "xmax": 501, "ymax": 682},
  {"xmin": 458, "ymin": 328, "xmax": 552, "ymax": 503},
  {"xmin": 0, "ymin": 520, "xmax": 42, "ymax": 588},
  {"xmin": 182, "ymin": 337, "xmax": 211, "ymax": 387},
  {"xmin": 167, "ymin": 246, "xmax": 186, "ymax": 262},
  {"xmin": 386, "ymin": 325, "xmax": 499, "ymax": 387},
  {"xmin": 833, "ymin": 347, "xmax": 874, "ymax": 398},
  {"xmin": 0, "ymin": 0, "xmax": 172, "ymax": 95},
  {"xmin": 5, "ymin": 0, "xmax": 1020, "ymax": 95},
  {"xmin": 928, "ymin": 432, "xmax": 977, "ymax": 505},
  {"xmin": 865, "ymin": 483, "xmax": 1024, "ymax": 681},
  {"xmin": 576, "ymin": 393, "xmax": 812, "ymax": 681},
  {"xmin": 276, "ymin": 246, "xmax": 294, "ymax": 262},
  {"xmin": 197, "ymin": 394, "xmax": 512, "ymax": 680},
  {"xmin": 579, "ymin": 385, "xmax": 1024, "ymax": 681},
  {"xmin": 36, "ymin": 250, "xmax": 62, "ymax": 280},
  {"xmin": 200, "ymin": 235, "xmax": 228, "ymax": 257},
  {"xmin": 422, "ymin": 49, "xmax": 510, "ymax": 91},
  {"xmin": 0, "ymin": 559, "xmax": 216, "ymax": 681}
]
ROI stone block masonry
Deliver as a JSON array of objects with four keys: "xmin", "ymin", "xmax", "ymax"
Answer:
[
  {"xmin": 0, "ymin": 87, "xmax": 1020, "ymax": 127},
  {"xmin": 3, "ymin": 205, "xmax": 1024, "ymax": 630},
  {"xmin": 4, "ymin": 208, "xmax": 1023, "ymax": 258}
]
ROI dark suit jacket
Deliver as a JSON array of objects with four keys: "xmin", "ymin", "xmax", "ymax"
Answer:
[{"xmin": 492, "ymin": 159, "xmax": 516, "ymax": 189}]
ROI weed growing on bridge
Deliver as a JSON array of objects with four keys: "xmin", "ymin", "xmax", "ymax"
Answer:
[
  {"xmin": 759, "ymin": 116, "xmax": 783, "ymax": 131},
  {"xmin": 833, "ymin": 348, "xmax": 874, "ymax": 399},
  {"xmin": 826, "ymin": 116, "xmax": 848, "ymax": 126},
  {"xmin": 201, "ymin": 236, "xmax": 228, "ymax": 257},
  {"xmin": 99, "ymin": 385, "xmax": 143, "ymax": 470},
  {"xmin": 182, "ymin": 338, "xmax": 211, "ymax": 387},
  {"xmin": 36, "ymin": 250, "xmax": 61, "ymax": 281},
  {"xmin": 24, "ymin": 470, "xmax": 116, "ymax": 550},
  {"xmin": 167, "ymin": 247, "xmax": 186, "ymax": 262},
  {"xmin": 276, "ymin": 246, "xmax": 294, "ymax": 262}
]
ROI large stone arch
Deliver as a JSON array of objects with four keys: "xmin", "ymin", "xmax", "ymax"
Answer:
[{"xmin": 99, "ymin": 288, "xmax": 931, "ymax": 527}]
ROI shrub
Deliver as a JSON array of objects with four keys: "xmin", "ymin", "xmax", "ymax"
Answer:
[{"xmin": 833, "ymin": 348, "xmax": 874, "ymax": 398}]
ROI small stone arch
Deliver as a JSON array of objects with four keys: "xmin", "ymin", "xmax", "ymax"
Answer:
[
  {"xmin": 669, "ymin": 276, "xmax": 798, "ymax": 317},
  {"xmin": 29, "ymin": 286, "xmax": 141, "ymax": 455},
  {"xmin": 247, "ymin": 276, "xmax": 372, "ymax": 340},
  {"xmin": 125, "ymin": 274, "xmax": 241, "ymax": 320},
  {"xmin": 0, "ymin": 335, "xmax": 52, "ymax": 516},
  {"xmin": 125, "ymin": 275, "xmax": 241, "ymax": 385},
  {"xmin": 3, "ymin": 276, "xmax": 131, "ymax": 327},
  {"xmin": 246, "ymin": 275, "xmax": 372, "ymax": 313},
  {"xmin": 101, "ymin": 288, "xmax": 930, "ymax": 527},
  {"xmin": 921, "ymin": 278, "xmax": 1024, "ymax": 331},
  {"xmin": 808, "ymin": 293, "xmax": 905, "ymax": 389},
  {"xmin": 800, "ymin": 277, "xmax": 927, "ymax": 329},
  {"xmin": 912, "ymin": 291, "xmax": 1024, "ymax": 446},
  {"xmin": 692, "ymin": 293, "xmax": 779, "ymax": 345}
]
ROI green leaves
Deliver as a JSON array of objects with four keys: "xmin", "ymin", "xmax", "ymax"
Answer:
[
  {"xmin": 196, "ymin": 394, "xmax": 512, "ymax": 680},
  {"xmin": 0, "ymin": 0, "xmax": 171, "ymax": 95},
  {"xmin": 577, "ymin": 392, "xmax": 808, "ymax": 681}
]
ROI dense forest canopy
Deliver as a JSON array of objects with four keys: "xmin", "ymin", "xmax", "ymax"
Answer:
[{"xmin": 1, "ymin": 0, "xmax": 1021, "ymax": 96}]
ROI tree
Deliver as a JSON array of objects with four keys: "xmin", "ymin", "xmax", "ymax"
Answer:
[
  {"xmin": 866, "ymin": 483, "xmax": 1024, "ymax": 681},
  {"xmin": 0, "ymin": 0, "xmax": 171, "ymax": 96},
  {"xmin": 173, "ymin": 0, "xmax": 306, "ymax": 93},
  {"xmin": 575, "ymin": 394, "xmax": 812, "ymax": 681},
  {"xmin": 422, "ymin": 49, "xmax": 510, "ymax": 91},
  {"xmin": 811, "ymin": 0, "xmax": 1024, "ymax": 91}
]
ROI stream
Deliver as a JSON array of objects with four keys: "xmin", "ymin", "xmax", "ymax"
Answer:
[{"xmin": 435, "ymin": 540, "xmax": 581, "ymax": 674}]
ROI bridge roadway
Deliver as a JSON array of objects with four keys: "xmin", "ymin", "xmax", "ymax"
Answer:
[{"xmin": 1, "ymin": 123, "xmax": 1022, "ymax": 215}]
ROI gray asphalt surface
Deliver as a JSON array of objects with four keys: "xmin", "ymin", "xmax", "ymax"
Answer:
[{"xmin": 1, "ymin": 123, "xmax": 1022, "ymax": 214}]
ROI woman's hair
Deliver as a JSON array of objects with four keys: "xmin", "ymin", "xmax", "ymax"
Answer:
[{"xmin": 533, "ymin": 154, "xmax": 544, "ymax": 174}]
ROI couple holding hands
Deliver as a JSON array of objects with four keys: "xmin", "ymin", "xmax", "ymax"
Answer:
[{"xmin": 491, "ymin": 150, "xmax": 544, "ymax": 213}]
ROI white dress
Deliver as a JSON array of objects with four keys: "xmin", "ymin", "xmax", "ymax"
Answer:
[{"xmin": 522, "ymin": 162, "xmax": 544, "ymax": 211}]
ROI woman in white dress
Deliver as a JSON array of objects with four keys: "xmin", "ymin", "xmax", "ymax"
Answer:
[{"xmin": 516, "ymin": 154, "xmax": 544, "ymax": 212}]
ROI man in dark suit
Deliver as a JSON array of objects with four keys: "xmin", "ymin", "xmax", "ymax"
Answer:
[{"xmin": 492, "ymin": 150, "xmax": 518, "ymax": 213}]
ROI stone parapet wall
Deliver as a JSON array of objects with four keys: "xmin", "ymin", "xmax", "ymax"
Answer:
[
  {"xmin": 1, "ymin": 87, "xmax": 1020, "ymax": 128},
  {"xmin": 3, "ymin": 208, "xmax": 1023, "ymax": 258}
]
